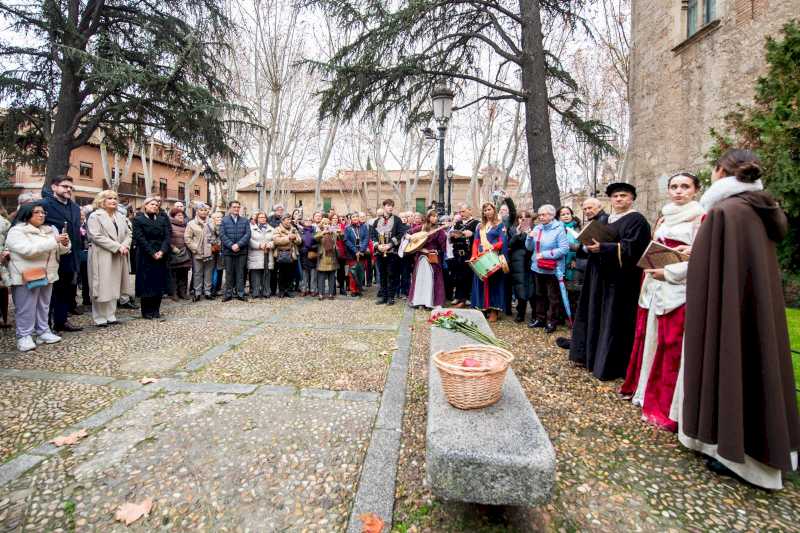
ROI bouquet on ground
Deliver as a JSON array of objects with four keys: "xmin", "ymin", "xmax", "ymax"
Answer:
[{"xmin": 428, "ymin": 310, "xmax": 510, "ymax": 349}]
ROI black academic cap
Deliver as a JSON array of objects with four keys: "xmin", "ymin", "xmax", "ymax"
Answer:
[{"xmin": 605, "ymin": 182, "xmax": 637, "ymax": 199}]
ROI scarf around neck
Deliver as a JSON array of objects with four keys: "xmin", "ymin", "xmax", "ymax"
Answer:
[
  {"xmin": 700, "ymin": 176, "xmax": 763, "ymax": 210},
  {"xmin": 660, "ymin": 200, "xmax": 704, "ymax": 227}
]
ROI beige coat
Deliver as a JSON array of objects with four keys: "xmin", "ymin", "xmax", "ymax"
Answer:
[
  {"xmin": 87, "ymin": 210, "xmax": 132, "ymax": 303},
  {"xmin": 272, "ymin": 224, "xmax": 300, "ymax": 259},
  {"xmin": 185, "ymin": 217, "xmax": 213, "ymax": 259},
  {"xmin": 6, "ymin": 223, "xmax": 71, "ymax": 286},
  {"xmin": 0, "ymin": 215, "xmax": 11, "ymax": 287}
]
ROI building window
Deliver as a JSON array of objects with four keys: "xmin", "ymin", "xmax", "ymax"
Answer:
[
  {"xmin": 703, "ymin": 0, "xmax": 716, "ymax": 24},
  {"xmin": 194, "ymin": 187, "xmax": 201, "ymax": 198},
  {"xmin": 687, "ymin": 0, "xmax": 716, "ymax": 37},
  {"xmin": 135, "ymin": 174, "xmax": 146, "ymax": 195},
  {"xmin": 415, "ymin": 198, "xmax": 426, "ymax": 214},
  {"xmin": 159, "ymin": 178, "xmax": 167, "ymax": 198},
  {"xmin": 79, "ymin": 162, "xmax": 93, "ymax": 179},
  {"xmin": 323, "ymin": 197, "xmax": 332, "ymax": 212},
  {"xmin": 178, "ymin": 181, "xmax": 186, "ymax": 200}
]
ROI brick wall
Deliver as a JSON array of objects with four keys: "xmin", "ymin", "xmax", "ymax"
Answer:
[{"xmin": 625, "ymin": 0, "xmax": 798, "ymax": 220}]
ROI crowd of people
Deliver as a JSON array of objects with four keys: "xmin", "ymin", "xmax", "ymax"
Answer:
[{"xmin": 0, "ymin": 147, "xmax": 796, "ymax": 489}]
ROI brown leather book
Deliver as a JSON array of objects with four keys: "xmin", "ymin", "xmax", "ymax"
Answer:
[
  {"xmin": 576, "ymin": 220, "xmax": 617, "ymax": 245},
  {"xmin": 636, "ymin": 240, "xmax": 689, "ymax": 269}
]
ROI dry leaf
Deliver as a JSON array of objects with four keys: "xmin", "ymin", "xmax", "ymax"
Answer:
[
  {"xmin": 114, "ymin": 498, "xmax": 153, "ymax": 526},
  {"xmin": 358, "ymin": 512, "xmax": 384, "ymax": 533},
  {"xmin": 139, "ymin": 377, "xmax": 158, "ymax": 385},
  {"xmin": 51, "ymin": 429, "xmax": 88, "ymax": 447}
]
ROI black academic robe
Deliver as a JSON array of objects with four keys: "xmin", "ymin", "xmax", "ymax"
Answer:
[
  {"xmin": 569, "ymin": 211, "xmax": 651, "ymax": 380},
  {"xmin": 569, "ymin": 211, "xmax": 609, "ymax": 367}
]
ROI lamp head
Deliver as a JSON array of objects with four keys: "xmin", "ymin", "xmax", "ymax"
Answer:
[
  {"xmin": 446, "ymin": 165, "xmax": 454, "ymax": 179},
  {"xmin": 431, "ymin": 84, "xmax": 455, "ymax": 124}
]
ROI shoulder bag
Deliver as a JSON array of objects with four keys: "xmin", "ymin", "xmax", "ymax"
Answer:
[{"xmin": 535, "ymin": 228, "xmax": 558, "ymax": 271}]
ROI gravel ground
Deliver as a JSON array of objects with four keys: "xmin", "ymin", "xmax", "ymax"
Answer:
[
  {"xmin": 0, "ymin": 391, "xmax": 376, "ymax": 532},
  {"xmin": 280, "ymin": 294, "xmax": 406, "ymax": 325},
  {"xmin": 167, "ymin": 296, "xmax": 283, "ymax": 322},
  {"xmin": 393, "ymin": 314, "xmax": 800, "ymax": 532},
  {"xmin": 0, "ymin": 377, "xmax": 123, "ymax": 462},
  {"xmin": 190, "ymin": 327, "xmax": 397, "ymax": 391},
  {"xmin": 0, "ymin": 318, "xmax": 248, "ymax": 378}
]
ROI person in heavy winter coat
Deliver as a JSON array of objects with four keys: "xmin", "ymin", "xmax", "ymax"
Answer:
[
  {"xmin": 525, "ymin": 204, "xmax": 569, "ymax": 333},
  {"xmin": 219, "ymin": 201, "xmax": 250, "ymax": 301},
  {"xmin": 6, "ymin": 203, "xmax": 71, "ymax": 351},
  {"xmin": 315, "ymin": 218, "xmax": 338, "ymax": 299},
  {"xmin": 248, "ymin": 212, "xmax": 274, "ymax": 298},
  {"xmin": 184, "ymin": 204, "xmax": 214, "ymax": 300},
  {"xmin": 272, "ymin": 215, "xmax": 301, "ymax": 297},
  {"xmin": 86, "ymin": 191, "xmax": 132, "ymax": 326},
  {"xmin": 168, "ymin": 209, "xmax": 191, "ymax": 300},
  {"xmin": 132, "ymin": 197, "xmax": 171, "ymax": 319},
  {"xmin": 299, "ymin": 220, "xmax": 319, "ymax": 296},
  {"xmin": 509, "ymin": 210, "xmax": 535, "ymax": 322}
]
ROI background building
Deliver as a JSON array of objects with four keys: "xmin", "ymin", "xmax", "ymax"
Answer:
[
  {"xmin": 625, "ymin": 0, "xmax": 797, "ymax": 218},
  {"xmin": 237, "ymin": 169, "xmax": 522, "ymax": 215},
  {"xmin": 1, "ymin": 136, "xmax": 207, "ymax": 211}
]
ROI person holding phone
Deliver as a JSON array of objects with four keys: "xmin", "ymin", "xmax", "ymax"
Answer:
[{"xmin": 508, "ymin": 210, "xmax": 535, "ymax": 322}]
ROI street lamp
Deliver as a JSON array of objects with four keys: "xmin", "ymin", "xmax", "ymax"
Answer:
[
  {"xmin": 430, "ymin": 84, "xmax": 454, "ymax": 215},
  {"xmin": 445, "ymin": 164, "xmax": 454, "ymax": 214},
  {"xmin": 255, "ymin": 181, "xmax": 264, "ymax": 211},
  {"xmin": 577, "ymin": 131, "xmax": 617, "ymax": 197}
]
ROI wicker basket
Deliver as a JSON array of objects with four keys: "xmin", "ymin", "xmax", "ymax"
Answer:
[{"xmin": 433, "ymin": 344, "xmax": 514, "ymax": 410}]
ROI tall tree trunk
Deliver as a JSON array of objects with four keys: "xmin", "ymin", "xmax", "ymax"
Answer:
[
  {"xmin": 519, "ymin": 0, "xmax": 559, "ymax": 208},
  {"xmin": 45, "ymin": 57, "xmax": 82, "ymax": 185}
]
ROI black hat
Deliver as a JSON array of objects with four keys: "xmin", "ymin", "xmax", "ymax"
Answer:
[{"xmin": 605, "ymin": 182, "xmax": 637, "ymax": 199}]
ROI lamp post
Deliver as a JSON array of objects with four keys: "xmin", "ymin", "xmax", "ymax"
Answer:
[
  {"xmin": 255, "ymin": 181, "xmax": 264, "ymax": 211},
  {"xmin": 430, "ymin": 84, "xmax": 454, "ymax": 215},
  {"xmin": 445, "ymin": 164, "xmax": 454, "ymax": 214}
]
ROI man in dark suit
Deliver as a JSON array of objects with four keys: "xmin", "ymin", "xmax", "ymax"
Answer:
[
  {"xmin": 219, "ymin": 201, "xmax": 251, "ymax": 301},
  {"xmin": 42, "ymin": 175, "xmax": 83, "ymax": 333}
]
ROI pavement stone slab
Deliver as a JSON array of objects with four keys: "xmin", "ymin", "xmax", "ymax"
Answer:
[
  {"xmin": 0, "ymin": 318, "xmax": 248, "ymax": 378},
  {"xmin": 189, "ymin": 328, "xmax": 397, "ymax": 392},
  {"xmin": 0, "ymin": 377, "xmax": 124, "ymax": 463},
  {"xmin": 0, "ymin": 391, "xmax": 376, "ymax": 532}
]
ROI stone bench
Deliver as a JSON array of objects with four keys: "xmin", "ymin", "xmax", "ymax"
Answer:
[{"xmin": 426, "ymin": 309, "xmax": 555, "ymax": 506}]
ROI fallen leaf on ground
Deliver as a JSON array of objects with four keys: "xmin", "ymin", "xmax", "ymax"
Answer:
[
  {"xmin": 139, "ymin": 377, "xmax": 158, "ymax": 385},
  {"xmin": 114, "ymin": 498, "xmax": 153, "ymax": 525},
  {"xmin": 359, "ymin": 512, "xmax": 384, "ymax": 533},
  {"xmin": 51, "ymin": 429, "xmax": 88, "ymax": 446}
]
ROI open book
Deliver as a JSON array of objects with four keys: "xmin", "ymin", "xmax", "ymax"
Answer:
[
  {"xmin": 576, "ymin": 220, "xmax": 617, "ymax": 245},
  {"xmin": 636, "ymin": 241, "xmax": 690, "ymax": 270}
]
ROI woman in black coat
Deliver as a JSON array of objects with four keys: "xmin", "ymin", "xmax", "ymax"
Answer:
[
  {"xmin": 132, "ymin": 198, "xmax": 171, "ymax": 319},
  {"xmin": 509, "ymin": 209, "xmax": 536, "ymax": 322}
]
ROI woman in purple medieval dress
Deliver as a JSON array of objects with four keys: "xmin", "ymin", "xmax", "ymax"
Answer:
[{"xmin": 408, "ymin": 210, "xmax": 447, "ymax": 309}]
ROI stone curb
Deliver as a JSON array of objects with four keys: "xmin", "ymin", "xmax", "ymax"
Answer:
[
  {"xmin": 0, "ymin": 455, "xmax": 45, "ymax": 488},
  {"xmin": 0, "ymin": 368, "xmax": 114, "ymax": 386},
  {"xmin": 346, "ymin": 305, "xmax": 414, "ymax": 532}
]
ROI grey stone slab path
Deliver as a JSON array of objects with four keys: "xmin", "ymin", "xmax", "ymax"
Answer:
[
  {"xmin": 0, "ymin": 295, "xmax": 413, "ymax": 532},
  {"xmin": 346, "ymin": 305, "xmax": 414, "ymax": 533}
]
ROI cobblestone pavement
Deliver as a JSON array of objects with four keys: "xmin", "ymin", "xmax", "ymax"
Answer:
[
  {"xmin": 393, "ymin": 312, "xmax": 800, "ymax": 533},
  {"xmin": 0, "ymin": 291, "xmax": 409, "ymax": 532}
]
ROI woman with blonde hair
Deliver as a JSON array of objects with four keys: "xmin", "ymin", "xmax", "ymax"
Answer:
[
  {"xmin": 470, "ymin": 202, "xmax": 509, "ymax": 322},
  {"xmin": 86, "ymin": 190, "xmax": 132, "ymax": 326}
]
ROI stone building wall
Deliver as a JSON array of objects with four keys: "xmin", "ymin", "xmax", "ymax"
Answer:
[{"xmin": 626, "ymin": 0, "xmax": 799, "ymax": 219}]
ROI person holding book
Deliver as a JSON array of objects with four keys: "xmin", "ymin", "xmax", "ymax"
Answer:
[
  {"xmin": 619, "ymin": 173, "xmax": 704, "ymax": 432},
  {"xmin": 572, "ymin": 183, "xmax": 651, "ymax": 381},
  {"xmin": 567, "ymin": 197, "xmax": 608, "ymax": 355},
  {"xmin": 678, "ymin": 149, "xmax": 799, "ymax": 490}
]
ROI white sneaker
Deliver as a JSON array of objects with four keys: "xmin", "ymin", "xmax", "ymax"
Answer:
[
  {"xmin": 36, "ymin": 332, "xmax": 62, "ymax": 345},
  {"xmin": 17, "ymin": 336, "xmax": 36, "ymax": 352}
]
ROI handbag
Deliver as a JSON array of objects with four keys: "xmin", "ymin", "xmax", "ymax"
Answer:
[
  {"xmin": 170, "ymin": 247, "xmax": 191, "ymax": 265},
  {"xmin": 307, "ymin": 250, "xmax": 318, "ymax": 260},
  {"xmin": 276, "ymin": 249, "xmax": 293, "ymax": 264},
  {"xmin": 425, "ymin": 251, "xmax": 439, "ymax": 265},
  {"xmin": 211, "ymin": 243, "xmax": 221, "ymax": 254},
  {"xmin": 535, "ymin": 228, "xmax": 558, "ymax": 271},
  {"xmin": 22, "ymin": 266, "xmax": 48, "ymax": 289}
]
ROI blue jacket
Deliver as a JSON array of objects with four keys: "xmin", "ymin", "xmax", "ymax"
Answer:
[
  {"xmin": 220, "ymin": 215, "xmax": 251, "ymax": 256},
  {"xmin": 344, "ymin": 223, "xmax": 370, "ymax": 258},
  {"xmin": 42, "ymin": 191, "xmax": 82, "ymax": 273},
  {"xmin": 525, "ymin": 220, "xmax": 569, "ymax": 278}
]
